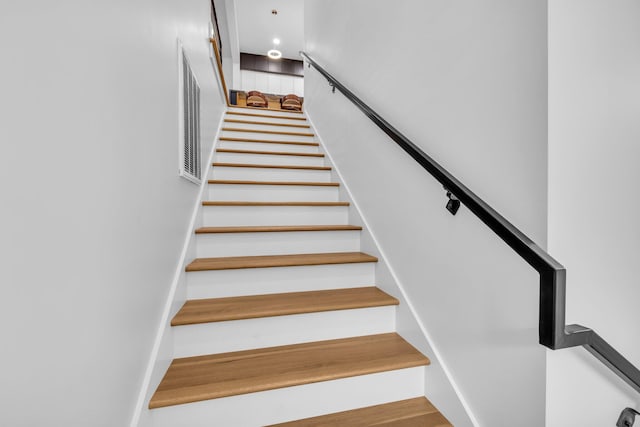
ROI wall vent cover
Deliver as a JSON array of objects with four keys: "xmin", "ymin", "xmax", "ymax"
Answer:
[{"xmin": 178, "ymin": 43, "xmax": 201, "ymax": 184}]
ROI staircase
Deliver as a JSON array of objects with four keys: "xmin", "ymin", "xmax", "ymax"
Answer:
[{"xmin": 148, "ymin": 107, "xmax": 452, "ymax": 426}]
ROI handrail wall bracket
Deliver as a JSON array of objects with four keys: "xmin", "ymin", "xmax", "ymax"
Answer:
[
  {"xmin": 618, "ymin": 408, "xmax": 640, "ymax": 427},
  {"xmin": 444, "ymin": 189, "xmax": 460, "ymax": 216}
]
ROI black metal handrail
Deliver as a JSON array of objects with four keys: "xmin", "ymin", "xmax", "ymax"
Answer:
[{"xmin": 301, "ymin": 50, "xmax": 640, "ymax": 393}]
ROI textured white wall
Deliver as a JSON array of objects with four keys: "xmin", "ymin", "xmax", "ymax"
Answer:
[
  {"xmin": 239, "ymin": 69, "xmax": 304, "ymax": 96},
  {"xmin": 0, "ymin": 1, "xmax": 225, "ymax": 426},
  {"xmin": 304, "ymin": 1, "xmax": 548, "ymax": 425},
  {"xmin": 547, "ymin": 1, "xmax": 640, "ymax": 425}
]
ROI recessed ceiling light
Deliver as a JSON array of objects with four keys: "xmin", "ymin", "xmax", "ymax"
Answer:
[
  {"xmin": 273, "ymin": 38, "xmax": 280, "ymax": 45},
  {"xmin": 267, "ymin": 49, "xmax": 282, "ymax": 59}
]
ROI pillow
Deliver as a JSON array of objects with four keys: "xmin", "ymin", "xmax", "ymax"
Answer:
[
  {"xmin": 246, "ymin": 95, "xmax": 267, "ymax": 107},
  {"xmin": 247, "ymin": 91, "xmax": 267, "ymax": 103},
  {"xmin": 280, "ymin": 94, "xmax": 302, "ymax": 111}
]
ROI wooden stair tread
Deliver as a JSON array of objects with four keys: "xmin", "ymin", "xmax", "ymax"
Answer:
[
  {"xmin": 195, "ymin": 225, "xmax": 362, "ymax": 234},
  {"xmin": 149, "ymin": 333, "xmax": 429, "ymax": 408},
  {"xmin": 226, "ymin": 111, "xmax": 308, "ymax": 121},
  {"xmin": 223, "ymin": 127, "xmax": 314, "ymax": 137},
  {"xmin": 217, "ymin": 148, "xmax": 324, "ymax": 158},
  {"xmin": 212, "ymin": 162, "xmax": 331, "ymax": 171},
  {"xmin": 208, "ymin": 179, "xmax": 339, "ymax": 187},
  {"xmin": 224, "ymin": 119, "xmax": 311, "ymax": 129},
  {"xmin": 171, "ymin": 287, "xmax": 399, "ymax": 326},
  {"xmin": 202, "ymin": 201, "xmax": 350, "ymax": 206},
  {"xmin": 267, "ymin": 397, "xmax": 452, "ymax": 427},
  {"xmin": 186, "ymin": 251, "xmax": 378, "ymax": 272},
  {"xmin": 220, "ymin": 136, "xmax": 319, "ymax": 146}
]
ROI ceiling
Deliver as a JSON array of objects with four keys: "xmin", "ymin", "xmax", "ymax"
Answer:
[{"xmin": 235, "ymin": 0, "xmax": 304, "ymax": 61}]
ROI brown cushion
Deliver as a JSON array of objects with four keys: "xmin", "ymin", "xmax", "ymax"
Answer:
[
  {"xmin": 280, "ymin": 94, "xmax": 302, "ymax": 111},
  {"xmin": 247, "ymin": 95, "xmax": 267, "ymax": 107},
  {"xmin": 281, "ymin": 94, "xmax": 301, "ymax": 103},
  {"xmin": 281, "ymin": 99, "xmax": 302, "ymax": 111},
  {"xmin": 247, "ymin": 91, "xmax": 267, "ymax": 104}
]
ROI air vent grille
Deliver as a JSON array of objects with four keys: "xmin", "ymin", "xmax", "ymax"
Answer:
[{"xmin": 179, "ymin": 45, "xmax": 201, "ymax": 183}]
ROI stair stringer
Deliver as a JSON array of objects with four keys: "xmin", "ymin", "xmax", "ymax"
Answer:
[
  {"xmin": 306, "ymin": 112, "xmax": 479, "ymax": 427},
  {"xmin": 130, "ymin": 112, "xmax": 226, "ymax": 427}
]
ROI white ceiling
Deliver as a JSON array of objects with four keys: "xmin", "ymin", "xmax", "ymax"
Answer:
[{"xmin": 235, "ymin": 0, "xmax": 304, "ymax": 61}]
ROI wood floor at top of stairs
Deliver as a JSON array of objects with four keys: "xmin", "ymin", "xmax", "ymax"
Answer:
[
  {"xmin": 226, "ymin": 111, "xmax": 308, "ymax": 121},
  {"xmin": 228, "ymin": 105, "xmax": 304, "ymax": 114},
  {"xmin": 149, "ymin": 333, "xmax": 429, "ymax": 408}
]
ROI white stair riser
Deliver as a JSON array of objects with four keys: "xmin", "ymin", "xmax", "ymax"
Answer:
[
  {"xmin": 225, "ymin": 114, "xmax": 308, "ymax": 126},
  {"xmin": 196, "ymin": 230, "xmax": 360, "ymax": 258},
  {"xmin": 150, "ymin": 367, "xmax": 425, "ymax": 427},
  {"xmin": 187, "ymin": 263, "xmax": 375, "ymax": 299},
  {"xmin": 218, "ymin": 140, "xmax": 319, "ymax": 154},
  {"xmin": 210, "ymin": 166, "xmax": 331, "ymax": 182},
  {"xmin": 223, "ymin": 122, "xmax": 312, "ymax": 134},
  {"xmin": 215, "ymin": 152, "xmax": 325, "ymax": 167},
  {"xmin": 227, "ymin": 107, "xmax": 304, "ymax": 119},
  {"xmin": 221, "ymin": 130, "xmax": 315, "ymax": 143},
  {"xmin": 173, "ymin": 306, "xmax": 396, "ymax": 357},
  {"xmin": 202, "ymin": 205, "xmax": 348, "ymax": 226},
  {"xmin": 207, "ymin": 184, "xmax": 340, "ymax": 202}
]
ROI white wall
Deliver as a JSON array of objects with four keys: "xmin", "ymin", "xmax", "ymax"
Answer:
[
  {"xmin": 0, "ymin": 1, "xmax": 225, "ymax": 426},
  {"xmin": 211, "ymin": 0, "xmax": 236, "ymax": 89},
  {"xmin": 233, "ymin": 61, "xmax": 241, "ymax": 90},
  {"xmin": 547, "ymin": 1, "xmax": 640, "ymax": 425},
  {"xmin": 223, "ymin": 55, "xmax": 235, "ymax": 89},
  {"xmin": 239, "ymin": 69, "xmax": 304, "ymax": 96},
  {"xmin": 304, "ymin": 1, "xmax": 548, "ymax": 425}
]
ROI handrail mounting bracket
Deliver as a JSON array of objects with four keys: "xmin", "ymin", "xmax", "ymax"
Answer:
[
  {"xmin": 617, "ymin": 408, "xmax": 640, "ymax": 427},
  {"xmin": 445, "ymin": 189, "xmax": 460, "ymax": 215}
]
